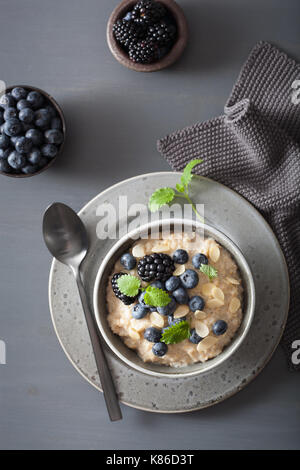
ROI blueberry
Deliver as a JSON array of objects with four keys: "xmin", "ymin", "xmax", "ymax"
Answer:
[
  {"xmin": 41, "ymin": 143, "xmax": 58, "ymax": 158},
  {"xmin": 34, "ymin": 108, "xmax": 51, "ymax": 128},
  {"xmin": 0, "ymin": 134, "xmax": 10, "ymax": 149},
  {"xmin": 27, "ymin": 91, "xmax": 44, "ymax": 109},
  {"xmin": 51, "ymin": 117, "xmax": 62, "ymax": 129},
  {"xmin": 152, "ymin": 342, "xmax": 168, "ymax": 357},
  {"xmin": 0, "ymin": 159, "xmax": 11, "ymax": 173},
  {"xmin": 7, "ymin": 150, "xmax": 26, "ymax": 170},
  {"xmin": 150, "ymin": 280, "xmax": 165, "ymax": 290},
  {"xmin": 21, "ymin": 122, "xmax": 32, "ymax": 133},
  {"xmin": 138, "ymin": 291, "xmax": 150, "ymax": 307},
  {"xmin": 0, "ymin": 148, "xmax": 10, "ymax": 159},
  {"xmin": 157, "ymin": 297, "xmax": 177, "ymax": 316},
  {"xmin": 19, "ymin": 107, "xmax": 34, "ymax": 124},
  {"xmin": 38, "ymin": 156, "xmax": 48, "ymax": 168},
  {"xmin": 45, "ymin": 105, "xmax": 56, "ymax": 118},
  {"xmin": 120, "ymin": 253, "xmax": 136, "ymax": 270},
  {"xmin": 0, "ymin": 111, "xmax": 3, "ymax": 125},
  {"xmin": 22, "ymin": 164, "xmax": 37, "ymax": 174},
  {"xmin": 180, "ymin": 269, "xmax": 199, "ymax": 289},
  {"xmin": 25, "ymin": 128, "xmax": 43, "ymax": 146},
  {"xmin": 149, "ymin": 307, "xmax": 157, "ymax": 312},
  {"xmin": 212, "ymin": 320, "xmax": 228, "ymax": 336},
  {"xmin": 132, "ymin": 303, "xmax": 148, "ymax": 319},
  {"xmin": 27, "ymin": 148, "xmax": 41, "ymax": 165},
  {"xmin": 17, "ymin": 99, "xmax": 31, "ymax": 111},
  {"xmin": 172, "ymin": 249, "xmax": 188, "ymax": 264},
  {"xmin": 167, "ymin": 314, "xmax": 186, "ymax": 326},
  {"xmin": 15, "ymin": 136, "xmax": 32, "ymax": 154},
  {"xmin": 0, "ymin": 94, "xmax": 15, "ymax": 109},
  {"xmin": 144, "ymin": 327, "xmax": 162, "ymax": 343},
  {"xmin": 123, "ymin": 11, "xmax": 132, "ymax": 20},
  {"xmin": 10, "ymin": 136, "xmax": 19, "ymax": 146},
  {"xmin": 189, "ymin": 295, "xmax": 205, "ymax": 312},
  {"xmin": 189, "ymin": 328, "xmax": 203, "ymax": 344},
  {"xmin": 3, "ymin": 119, "xmax": 22, "ymax": 137},
  {"xmin": 11, "ymin": 87, "xmax": 27, "ymax": 100},
  {"xmin": 3, "ymin": 107, "xmax": 17, "ymax": 120},
  {"xmin": 165, "ymin": 276, "xmax": 181, "ymax": 292},
  {"xmin": 192, "ymin": 253, "xmax": 208, "ymax": 269},
  {"xmin": 172, "ymin": 286, "xmax": 189, "ymax": 304}
]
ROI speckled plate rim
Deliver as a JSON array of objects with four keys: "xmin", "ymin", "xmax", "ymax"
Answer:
[{"xmin": 48, "ymin": 172, "xmax": 290, "ymax": 413}]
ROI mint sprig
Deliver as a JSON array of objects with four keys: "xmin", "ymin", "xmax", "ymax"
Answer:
[
  {"xmin": 148, "ymin": 159, "xmax": 203, "ymax": 221},
  {"xmin": 143, "ymin": 286, "xmax": 171, "ymax": 307},
  {"xmin": 117, "ymin": 275, "xmax": 141, "ymax": 297},
  {"xmin": 161, "ymin": 320, "xmax": 190, "ymax": 345},
  {"xmin": 199, "ymin": 264, "xmax": 218, "ymax": 281}
]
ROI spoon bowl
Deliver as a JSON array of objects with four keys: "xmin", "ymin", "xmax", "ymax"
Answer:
[{"xmin": 43, "ymin": 203, "xmax": 88, "ymax": 269}]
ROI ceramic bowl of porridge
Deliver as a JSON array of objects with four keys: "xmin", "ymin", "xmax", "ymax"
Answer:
[{"xmin": 93, "ymin": 218, "xmax": 255, "ymax": 378}]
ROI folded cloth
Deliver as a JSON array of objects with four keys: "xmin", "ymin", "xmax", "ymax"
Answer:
[{"xmin": 158, "ymin": 42, "xmax": 300, "ymax": 370}]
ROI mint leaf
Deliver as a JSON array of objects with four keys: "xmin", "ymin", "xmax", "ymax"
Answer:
[
  {"xmin": 161, "ymin": 320, "xmax": 190, "ymax": 344},
  {"xmin": 176, "ymin": 183, "xmax": 185, "ymax": 193},
  {"xmin": 148, "ymin": 187, "xmax": 175, "ymax": 212},
  {"xmin": 144, "ymin": 286, "xmax": 171, "ymax": 307},
  {"xmin": 117, "ymin": 275, "xmax": 141, "ymax": 297},
  {"xmin": 180, "ymin": 159, "xmax": 203, "ymax": 189},
  {"xmin": 199, "ymin": 264, "xmax": 218, "ymax": 281}
]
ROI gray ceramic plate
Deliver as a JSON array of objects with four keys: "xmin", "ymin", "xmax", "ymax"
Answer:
[{"xmin": 49, "ymin": 172, "xmax": 289, "ymax": 413}]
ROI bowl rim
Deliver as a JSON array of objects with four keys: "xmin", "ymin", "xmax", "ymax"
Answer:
[
  {"xmin": 0, "ymin": 84, "xmax": 66, "ymax": 178},
  {"xmin": 106, "ymin": 0, "xmax": 188, "ymax": 72},
  {"xmin": 93, "ymin": 217, "xmax": 256, "ymax": 378}
]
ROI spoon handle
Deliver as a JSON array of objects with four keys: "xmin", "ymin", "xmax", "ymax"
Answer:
[{"xmin": 75, "ymin": 270, "xmax": 122, "ymax": 421}]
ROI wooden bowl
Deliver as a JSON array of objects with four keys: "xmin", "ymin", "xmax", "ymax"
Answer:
[
  {"xmin": 107, "ymin": 0, "xmax": 188, "ymax": 72},
  {"xmin": 0, "ymin": 85, "xmax": 66, "ymax": 178}
]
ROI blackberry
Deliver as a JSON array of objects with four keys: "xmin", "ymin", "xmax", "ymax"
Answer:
[
  {"xmin": 147, "ymin": 21, "xmax": 177, "ymax": 46},
  {"xmin": 129, "ymin": 40, "xmax": 158, "ymax": 64},
  {"xmin": 113, "ymin": 19, "xmax": 145, "ymax": 48},
  {"xmin": 131, "ymin": 0, "xmax": 166, "ymax": 25},
  {"xmin": 137, "ymin": 253, "xmax": 175, "ymax": 282},
  {"xmin": 111, "ymin": 272, "xmax": 138, "ymax": 305}
]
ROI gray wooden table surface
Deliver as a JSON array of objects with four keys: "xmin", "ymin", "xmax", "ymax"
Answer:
[{"xmin": 0, "ymin": 0, "xmax": 299, "ymax": 450}]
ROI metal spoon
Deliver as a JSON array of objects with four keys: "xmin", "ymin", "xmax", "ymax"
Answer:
[{"xmin": 43, "ymin": 202, "xmax": 122, "ymax": 422}]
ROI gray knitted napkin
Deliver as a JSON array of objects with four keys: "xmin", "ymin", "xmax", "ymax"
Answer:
[{"xmin": 158, "ymin": 42, "xmax": 300, "ymax": 370}]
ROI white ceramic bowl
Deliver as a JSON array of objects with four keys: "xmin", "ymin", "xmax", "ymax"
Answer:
[{"xmin": 93, "ymin": 218, "xmax": 256, "ymax": 378}]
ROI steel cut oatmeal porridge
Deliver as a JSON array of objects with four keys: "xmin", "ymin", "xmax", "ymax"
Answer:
[{"xmin": 106, "ymin": 232, "xmax": 243, "ymax": 367}]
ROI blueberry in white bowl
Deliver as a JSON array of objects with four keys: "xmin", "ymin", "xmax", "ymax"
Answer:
[{"xmin": 0, "ymin": 85, "xmax": 65, "ymax": 178}]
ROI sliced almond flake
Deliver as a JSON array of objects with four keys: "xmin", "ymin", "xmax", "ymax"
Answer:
[
  {"xmin": 184, "ymin": 232, "xmax": 196, "ymax": 240},
  {"xmin": 150, "ymin": 312, "xmax": 165, "ymax": 328},
  {"xmin": 152, "ymin": 242, "xmax": 169, "ymax": 253},
  {"xmin": 212, "ymin": 286, "xmax": 225, "ymax": 302},
  {"xmin": 132, "ymin": 244, "xmax": 145, "ymax": 258},
  {"xmin": 173, "ymin": 305, "xmax": 189, "ymax": 319},
  {"xmin": 194, "ymin": 310, "xmax": 207, "ymax": 320},
  {"xmin": 197, "ymin": 335, "xmax": 218, "ymax": 352},
  {"xmin": 209, "ymin": 244, "xmax": 220, "ymax": 262},
  {"xmin": 170, "ymin": 240, "xmax": 178, "ymax": 250},
  {"xmin": 229, "ymin": 297, "xmax": 241, "ymax": 314},
  {"xmin": 128, "ymin": 328, "xmax": 140, "ymax": 341},
  {"xmin": 201, "ymin": 283, "xmax": 215, "ymax": 296},
  {"xmin": 173, "ymin": 264, "xmax": 186, "ymax": 276},
  {"xmin": 226, "ymin": 276, "xmax": 240, "ymax": 285},
  {"xmin": 195, "ymin": 321, "xmax": 209, "ymax": 338},
  {"xmin": 131, "ymin": 319, "xmax": 147, "ymax": 332},
  {"xmin": 206, "ymin": 298, "xmax": 224, "ymax": 309}
]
